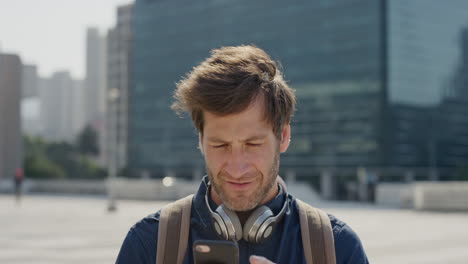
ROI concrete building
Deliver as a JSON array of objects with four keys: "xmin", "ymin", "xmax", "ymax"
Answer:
[
  {"xmin": 21, "ymin": 64, "xmax": 41, "ymax": 136},
  {"xmin": 39, "ymin": 72, "xmax": 85, "ymax": 142},
  {"xmin": 21, "ymin": 97, "xmax": 41, "ymax": 137},
  {"xmin": 85, "ymin": 28, "xmax": 107, "ymax": 123},
  {"xmin": 22, "ymin": 64, "xmax": 38, "ymax": 98},
  {"xmin": 85, "ymin": 27, "xmax": 108, "ymax": 166},
  {"xmin": 129, "ymin": 0, "xmax": 468, "ymax": 186},
  {"xmin": 0, "ymin": 53, "xmax": 22, "ymax": 180},
  {"xmin": 106, "ymin": 4, "xmax": 133, "ymax": 173}
]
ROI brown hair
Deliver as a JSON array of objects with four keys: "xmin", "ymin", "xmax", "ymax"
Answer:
[{"xmin": 172, "ymin": 45, "xmax": 296, "ymax": 138}]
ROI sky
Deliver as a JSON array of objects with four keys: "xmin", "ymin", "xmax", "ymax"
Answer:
[{"xmin": 0, "ymin": 0, "xmax": 132, "ymax": 80}]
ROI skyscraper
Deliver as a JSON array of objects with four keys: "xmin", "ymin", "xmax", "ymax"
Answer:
[
  {"xmin": 85, "ymin": 28, "xmax": 107, "ymax": 123},
  {"xmin": 435, "ymin": 26, "xmax": 468, "ymax": 174},
  {"xmin": 0, "ymin": 53, "xmax": 22, "ymax": 180},
  {"xmin": 106, "ymin": 3, "xmax": 133, "ymax": 173},
  {"xmin": 39, "ymin": 72, "xmax": 85, "ymax": 142},
  {"xmin": 129, "ymin": 0, "xmax": 468, "ymax": 180},
  {"xmin": 385, "ymin": 1, "xmax": 468, "ymax": 178},
  {"xmin": 21, "ymin": 64, "xmax": 41, "ymax": 136},
  {"xmin": 22, "ymin": 64, "xmax": 38, "ymax": 98},
  {"xmin": 85, "ymin": 27, "xmax": 108, "ymax": 165}
]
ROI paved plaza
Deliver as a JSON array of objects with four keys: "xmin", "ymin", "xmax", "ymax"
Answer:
[{"xmin": 1, "ymin": 193, "xmax": 467, "ymax": 264}]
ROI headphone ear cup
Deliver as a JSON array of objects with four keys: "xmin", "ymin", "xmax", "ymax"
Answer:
[
  {"xmin": 255, "ymin": 217, "xmax": 277, "ymax": 244},
  {"xmin": 216, "ymin": 206, "xmax": 243, "ymax": 241},
  {"xmin": 243, "ymin": 206, "xmax": 274, "ymax": 243},
  {"xmin": 211, "ymin": 210, "xmax": 229, "ymax": 240}
]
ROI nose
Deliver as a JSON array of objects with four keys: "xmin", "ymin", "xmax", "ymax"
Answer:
[{"xmin": 223, "ymin": 148, "xmax": 251, "ymax": 179}]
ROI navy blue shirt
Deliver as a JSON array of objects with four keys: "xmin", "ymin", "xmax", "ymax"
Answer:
[{"xmin": 116, "ymin": 178, "xmax": 369, "ymax": 263}]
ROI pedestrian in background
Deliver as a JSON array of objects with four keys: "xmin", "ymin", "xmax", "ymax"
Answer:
[{"xmin": 14, "ymin": 167, "xmax": 23, "ymax": 203}]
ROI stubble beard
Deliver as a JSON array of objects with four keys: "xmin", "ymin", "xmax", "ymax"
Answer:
[{"xmin": 206, "ymin": 151, "xmax": 280, "ymax": 212}]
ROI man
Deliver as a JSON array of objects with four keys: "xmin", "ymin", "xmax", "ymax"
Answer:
[
  {"xmin": 116, "ymin": 45, "xmax": 368, "ymax": 263},
  {"xmin": 14, "ymin": 167, "xmax": 23, "ymax": 203}
]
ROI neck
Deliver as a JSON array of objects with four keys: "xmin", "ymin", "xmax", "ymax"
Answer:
[
  {"xmin": 237, "ymin": 183, "xmax": 280, "ymax": 224},
  {"xmin": 237, "ymin": 210, "xmax": 254, "ymax": 225}
]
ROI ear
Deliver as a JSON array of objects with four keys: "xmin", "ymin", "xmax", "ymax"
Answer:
[
  {"xmin": 279, "ymin": 124, "xmax": 291, "ymax": 153},
  {"xmin": 198, "ymin": 133, "xmax": 204, "ymax": 155}
]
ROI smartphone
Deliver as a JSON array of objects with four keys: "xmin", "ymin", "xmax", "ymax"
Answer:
[{"xmin": 193, "ymin": 240, "xmax": 239, "ymax": 264}]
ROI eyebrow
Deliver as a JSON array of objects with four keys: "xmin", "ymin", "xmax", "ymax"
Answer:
[
  {"xmin": 206, "ymin": 137, "xmax": 228, "ymax": 143},
  {"xmin": 206, "ymin": 135, "xmax": 267, "ymax": 143},
  {"xmin": 244, "ymin": 135, "xmax": 267, "ymax": 141}
]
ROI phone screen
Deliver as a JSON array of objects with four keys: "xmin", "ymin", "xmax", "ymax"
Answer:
[{"xmin": 193, "ymin": 240, "xmax": 239, "ymax": 264}]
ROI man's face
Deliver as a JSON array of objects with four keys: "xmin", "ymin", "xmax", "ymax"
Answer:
[{"xmin": 199, "ymin": 97, "xmax": 290, "ymax": 211}]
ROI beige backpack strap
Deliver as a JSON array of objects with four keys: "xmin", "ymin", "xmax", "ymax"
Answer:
[
  {"xmin": 297, "ymin": 199, "xmax": 336, "ymax": 264},
  {"xmin": 156, "ymin": 194, "xmax": 193, "ymax": 264}
]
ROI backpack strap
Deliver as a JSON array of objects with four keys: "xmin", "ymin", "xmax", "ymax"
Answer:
[
  {"xmin": 296, "ymin": 199, "xmax": 336, "ymax": 264},
  {"xmin": 156, "ymin": 194, "xmax": 193, "ymax": 264}
]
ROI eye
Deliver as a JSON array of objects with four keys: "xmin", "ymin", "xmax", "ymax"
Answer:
[
  {"xmin": 212, "ymin": 144, "xmax": 227, "ymax": 149},
  {"xmin": 247, "ymin": 143, "xmax": 262, "ymax": 147}
]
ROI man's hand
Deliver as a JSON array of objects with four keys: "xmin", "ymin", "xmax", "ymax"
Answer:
[{"xmin": 249, "ymin": 255, "xmax": 275, "ymax": 264}]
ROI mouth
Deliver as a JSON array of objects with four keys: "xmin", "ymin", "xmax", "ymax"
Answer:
[{"xmin": 226, "ymin": 180, "xmax": 254, "ymax": 190}]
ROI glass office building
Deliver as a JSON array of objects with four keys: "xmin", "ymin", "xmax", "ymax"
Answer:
[
  {"xmin": 129, "ymin": 0, "xmax": 468, "ymax": 179},
  {"xmin": 386, "ymin": 0, "xmax": 468, "ymax": 178}
]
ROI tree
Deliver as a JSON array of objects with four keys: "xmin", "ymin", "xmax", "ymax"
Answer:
[
  {"xmin": 23, "ymin": 136, "xmax": 65, "ymax": 179},
  {"xmin": 24, "ymin": 155, "xmax": 65, "ymax": 179},
  {"xmin": 23, "ymin": 135, "xmax": 106, "ymax": 179},
  {"xmin": 77, "ymin": 125, "xmax": 99, "ymax": 156}
]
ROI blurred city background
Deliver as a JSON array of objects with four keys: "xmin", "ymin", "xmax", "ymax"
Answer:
[{"xmin": 1, "ymin": 0, "xmax": 468, "ymax": 263}]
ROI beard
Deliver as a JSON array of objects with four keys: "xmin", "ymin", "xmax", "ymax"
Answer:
[{"xmin": 206, "ymin": 151, "xmax": 280, "ymax": 212}]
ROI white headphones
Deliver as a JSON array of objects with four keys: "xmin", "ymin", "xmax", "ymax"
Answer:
[{"xmin": 205, "ymin": 181, "xmax": 289, "ymax": 244}]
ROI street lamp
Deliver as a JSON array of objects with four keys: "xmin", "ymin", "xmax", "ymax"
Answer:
[{"xmin": 107, "ymin": 88, "xmax": 120, "ymax": 212}]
